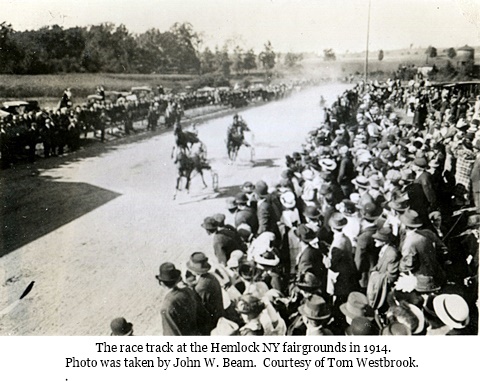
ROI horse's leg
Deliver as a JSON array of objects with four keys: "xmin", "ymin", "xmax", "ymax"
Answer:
[
  {"xmin": 174, "ymin": 175, "xmax": 181, "ymax": 200},
  {"xmin": 186, "ymin": 173, "xmax": 191, "ymax": 194},
  {"xmin": 199, "ymin": 170, "xmax": 207, "ymax": 188}
]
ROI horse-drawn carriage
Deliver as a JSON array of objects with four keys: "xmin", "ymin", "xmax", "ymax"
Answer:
[
  {"xmin": 226, "ymin": 114, "xmax": 254, "ymax": 162},
  {"xmin": 172, "ymin": 122, "xmax": 218, "ymax": 199}
]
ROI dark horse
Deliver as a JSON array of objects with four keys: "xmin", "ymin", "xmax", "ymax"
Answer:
[
  {"xmin": 227, "ymin": 122, "xmax": 250, "ymax": 161},
  {"xmin": 172, "ymin": 122, "xmax": 201, "ymax": 158},
  {"xmin": 173, "ymin": 144, "xmax": 212, "ymax": 199}
]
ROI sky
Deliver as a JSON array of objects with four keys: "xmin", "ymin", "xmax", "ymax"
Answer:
[{"xmin": 3, "ymin": 0, "xmax": 480, "ymax": 53}]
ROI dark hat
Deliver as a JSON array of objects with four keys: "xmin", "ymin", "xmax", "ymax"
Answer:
[
  {"xmin": 254, "ymin": 180, "xmax": 269, "ymax": 198},
  {"xmin": 187, "ymin": 252, "xmax": 212, "ymax": 274},
  {"xmin": 414, "ymin": 274, "xmax": 441, "ymax": 293},
  {"xmin": 381, "ymin": 322, "xmax": 411, "ymax": 336},
  {"xmin": 236, "ymin": 294, "xmax": 265, "ymax": 316},
  {"xmin": 238, "ymin": 260, "xmax": 256, "ymax": 280},
  {"xmin": 413, "ymin": 157, "xmax": 428, "ymax": 168},
  {"xmin": 242, "ymin": 181, "xmax": 254, "ymax": 192},
  {"xmin": 463, "ymin": 139, "xmax": 473, "ymax": 150},
  {"xmin": 201, "ymin": 216, "xmax": 218, "ymax": 230},
  {"xmin": 372, "ymin": 226, "xmax": 394, "ymax": 242},
  {"xmin": 340, "ymin": 292, "xmax": 374, "ymax": 320},
  {"xmin": 296, "ymin": 271, "xmax": 322, "ymax": 291},
  {"xmin": 400, "ymin": 209, "xmax": 423, "ymax": 228},
  {"xmin": 298, "ymin": 295, "xmax": 331, "ymax": 320},
  {"xmin": 235, "ymin": 192, "xmax": 249, "ymax": 205},
  {"xmin": 304, "ymin": 206, "xmax": 321, "ymax": 220},
  {"xmin": 361, "ymin": 202, "xmax": 382, "ymax": 221},
  {"xmin": 295, "ymin": 224, "xmax": 316, "ymax": 242},
  {"xmin": 254, "ymin": 248, "xmax": 280, "ymax": 268},
  {"xmin": 156, "ymin": 262, "xmax": 181, "ymax": 282},
  {"xmin": 345, "ymin": 317, "xmax": 379, "ymax": 336},
  {"xmin": 110, "ymin": 317, "xmax": 133, "ymax": 336},
  {"xmin": 329, "ymin": 212, "xmax": 348, "ymax": 230},
  {"xmin": 341, "ymin": 199, "xmax": 357, "ymax": 216}
]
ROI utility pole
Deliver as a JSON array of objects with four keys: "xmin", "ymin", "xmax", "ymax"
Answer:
[{"xmin": 365, "ymin": 0, "xmax": 371, "ymax": 83}]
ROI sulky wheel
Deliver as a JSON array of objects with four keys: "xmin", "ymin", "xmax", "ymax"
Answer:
[{"xmin": 212, "ymin": 171, "xmax": 219, "ymax": 191}]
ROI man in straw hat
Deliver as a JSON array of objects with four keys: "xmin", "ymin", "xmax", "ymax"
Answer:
[{"xmin": 156, "ymin": 262, "xmax": 209, "ymax": 335}]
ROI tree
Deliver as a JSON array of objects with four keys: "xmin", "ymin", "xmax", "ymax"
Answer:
[
  {"xmin": 323, "ymin": 48, "xmax": 336, "ymax": 61},
  {"xmin": 446, "ymin": 47, "xmax": 457, "ymax": 59},
  {"xmin": 232, "ymin": 45, "xmax": 244, "ymax": 74},
  {"xmin": 425, "ymin": 46, "xmax": 437, "ymax": 64},
  {"xmin": 242, "ymin": 49, "xmax": 257, "ymax": 73},
  {"xmin": 284, "ymin": 52, "xmax": 303, "ymax": 68},
  {"xmin": 378, "ymin": 49, "xmax": 384, "ymax": 61},
  {"xmin": 214, "ymin": 45, "xmax": 231, "ymax": 77},
  {"xmin": 0, "ymin": 23, "xmax": 24, "ymax": 73},
  {"xmin": 259, "ymin": 41, "xmax": 276, "ymax": 71},
  {"xmin": 199, "ymin": 47, "xmax": 216, "ymax": 74}
]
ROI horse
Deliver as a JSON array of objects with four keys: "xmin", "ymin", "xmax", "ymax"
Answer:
[
  {"xmin": 173, "ymin": 143, "xmax": 212, "ymax": 199},
  {"xmin": 226, "ymin": 122, "xmax": 250, "ymax": 161},
  {"xmin": 172, "ymin": 122, "xmax": 201, "ymax": 158}
]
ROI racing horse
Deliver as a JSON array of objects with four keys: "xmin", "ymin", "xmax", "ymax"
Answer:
[
  {"xmin": 172, "ymin": 121, "xmax": 201, "ymax": 158},
  {"xmin": 226, "ymin": 120, "xmax": 251, "ymax": 162},
  {"xmin": 173, "ymin": 142, "xmax": 218, "ymax": 199}
]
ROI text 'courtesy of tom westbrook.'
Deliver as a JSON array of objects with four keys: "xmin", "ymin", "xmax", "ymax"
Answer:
[{"xmin": 64, "ymin": 341, "xmax": 420, "ymax": 371}]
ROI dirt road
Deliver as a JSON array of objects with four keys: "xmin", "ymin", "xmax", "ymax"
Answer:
[{"xmin": 0, "ymin": 83, "xmax": 350, "ymax": 335}]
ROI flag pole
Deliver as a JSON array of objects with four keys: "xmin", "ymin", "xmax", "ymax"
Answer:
[{"xmin": 365, "ymin": 0, "xmax": 371, "ymax": 83}]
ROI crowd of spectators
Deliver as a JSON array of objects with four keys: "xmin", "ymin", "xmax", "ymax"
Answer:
[
  {"xmin": 0, "ymin": 82, "xmax": 300, "ymax": 169},
  {"xmin": 129, "ymin": 77, "xmax": 480, "ymax": 336}
]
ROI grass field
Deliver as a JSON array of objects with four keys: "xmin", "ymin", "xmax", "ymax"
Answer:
[{"xmin": 0, "ymin": 73, "xmax": 196, "ymax": 100}]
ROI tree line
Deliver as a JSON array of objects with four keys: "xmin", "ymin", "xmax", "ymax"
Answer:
[{"xmin": 0, "ymin": 21, "xmax": 305, "ymax": 76}]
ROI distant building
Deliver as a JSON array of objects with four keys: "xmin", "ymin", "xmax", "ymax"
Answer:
[{"xmin": 456, "ymin": 45, "xmax": 475, "ymax": 66}]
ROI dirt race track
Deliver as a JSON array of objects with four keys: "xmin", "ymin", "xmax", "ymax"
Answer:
[{"xmin": 0, "ymin": 83, "xmax": 351, "ymax": 335}]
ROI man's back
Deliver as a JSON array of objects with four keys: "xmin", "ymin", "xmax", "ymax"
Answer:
[{"xmin": 161, "ymin": 286, "xmax": 203, "ymax": 336}]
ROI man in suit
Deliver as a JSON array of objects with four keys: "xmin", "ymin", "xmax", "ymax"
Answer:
[
  {"xmin": 186, "ymin": 252, "xmax": 225, "ymax": 333},
  {"xmin": 255, "ymin": 180, "xmax": 281, "ymax": 241},
  {"xmin": 295, "ymin": 224, "xmax": 327, "ymax": 288},
  {"xmin": 234, "ymin": 192, "xmax": 259, "ymax": 235},
  {"xmin": 412, "ymin": 156, "xmax": 437, "ymax": 221},
  {"xmin": 156, "ymin": 262, "xmax": 209, "ymax": 335},
  {"xmin": 399, "ymin": 209, "xmax": 446, "ymax": 287},
  {"xmin": 201, "ymin": 216, "xmax": 245, "ymax": 265},
  {"xmin": 355, "ymin": 202, "xmax": 382, "ymax": 291},
  {"xmin": 325, "ymin": 213, "xmax": 359, "ymax": 307}
]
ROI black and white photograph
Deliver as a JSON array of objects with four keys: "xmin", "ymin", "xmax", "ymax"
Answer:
[{"xmin": 0, "ymin": 0, "xmax": 479, "ymax": 340}]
